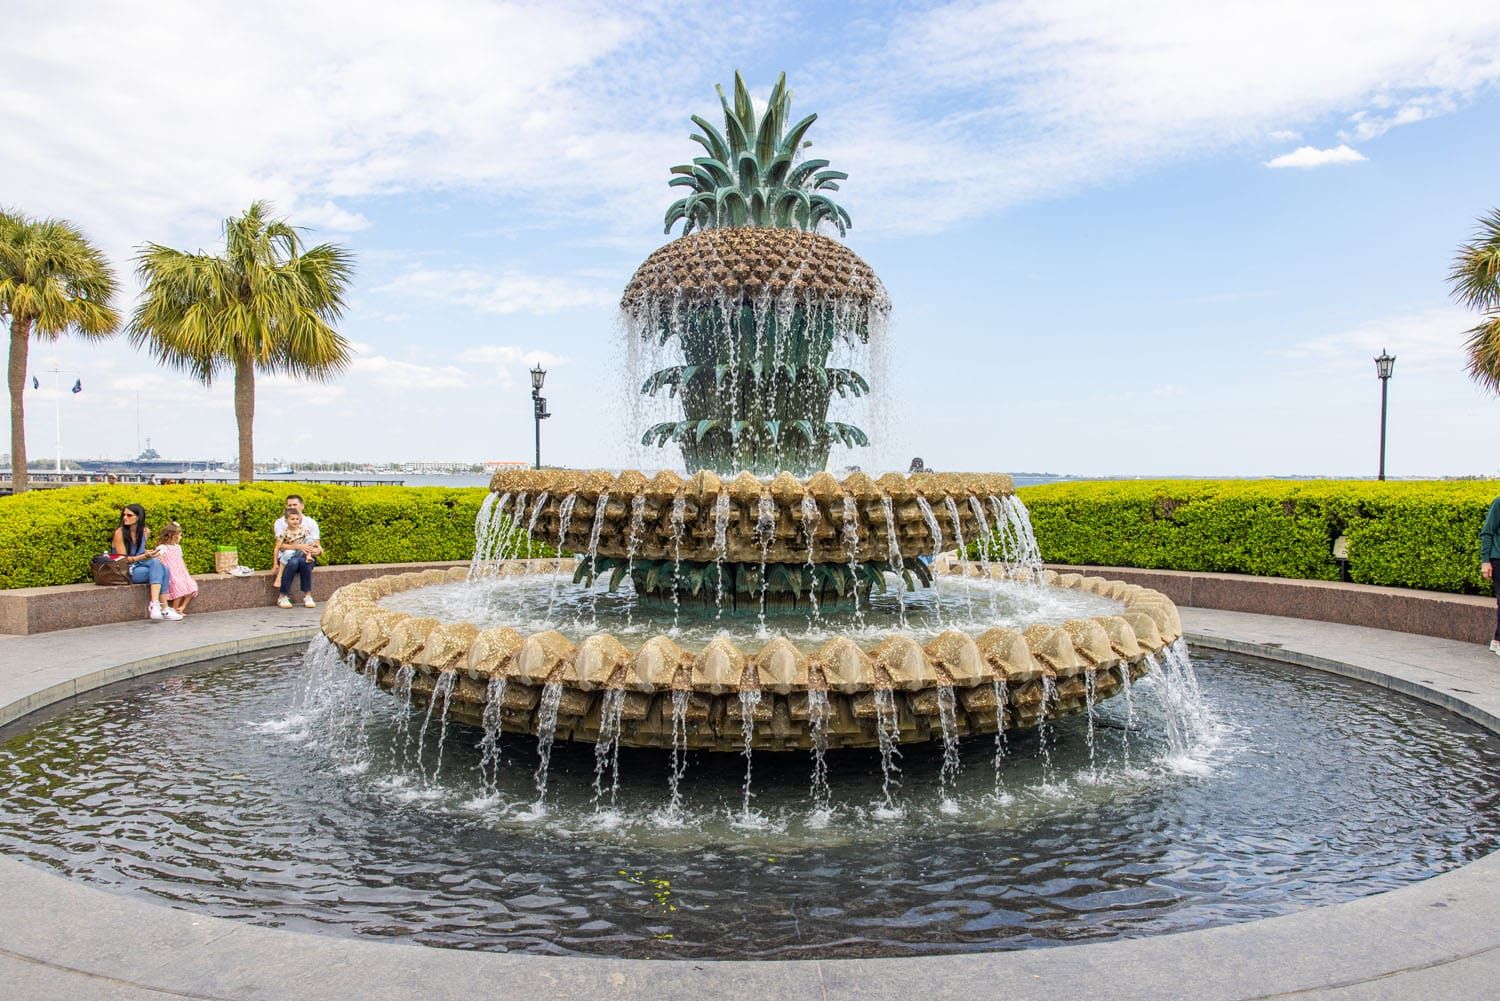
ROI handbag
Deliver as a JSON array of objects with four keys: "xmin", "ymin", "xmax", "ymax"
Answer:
[
  {"xmin": 91, "ymin": 554, "xmax": 132, "ymax": 586},
  {"xmin": 214, "ymin": 546, "xmax": 239, "ymax": 573}
]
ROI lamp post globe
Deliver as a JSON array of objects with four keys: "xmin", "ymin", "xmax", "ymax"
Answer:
[
  {"xmin": 530, "ymin": 364, "xmax": 547, "ymax": 391},
  {"xmin": 1374, "ymin": 348, "xmax": 1395, "ymax": 481}
]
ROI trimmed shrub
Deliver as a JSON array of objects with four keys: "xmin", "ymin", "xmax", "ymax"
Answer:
[
  {"xmin": 1009, "ymin": 479, "xmax": 1500, "ymax": 595},
  {"xmin": 0, "ymin": 484, "xmax": 492, "ymax": 589}
]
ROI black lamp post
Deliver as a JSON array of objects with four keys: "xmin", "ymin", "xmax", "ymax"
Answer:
[
  {"xmin": 1374, "ymin": 348, "xmax": 1395, "ymax": 481},
  {"xmin": 530, "ymin": 364, "xmax": 550, "ymax": 470}
]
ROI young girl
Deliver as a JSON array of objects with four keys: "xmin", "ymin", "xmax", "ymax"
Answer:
[
  {"xmin": 272, "ymin": 509, "xmax": 310, "ymax": 593},
  {"xmin": 156, "ymin": 522, "xmax": 199, "ymax": 616}
]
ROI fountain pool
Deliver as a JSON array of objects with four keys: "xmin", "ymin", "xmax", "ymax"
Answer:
[{"xmin": 1, "ymin": 645, "xmax": 1496, "ymax": 960}]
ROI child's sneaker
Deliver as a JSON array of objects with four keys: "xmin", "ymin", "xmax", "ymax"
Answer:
[
  {"xmin": 303, "ymin": 594, "xmax": 317, "ymax": 608},
  {"xmin": 1489, "ymin": 640, "xmax": 1500, "ymax": 657},
  {"xmin": 277, "ymin": 595, "xmax": 293, "ymax": 609},
  {"xmin": 162, "ymin": 607, "xmax": 184, "ymax": 621},
  {"xmin": 148, "ymin": 602, "xmax": 164, "ymax": 621}
]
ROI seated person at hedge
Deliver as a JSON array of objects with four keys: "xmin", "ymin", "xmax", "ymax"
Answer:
[
  {"xmin": 273, "ymin": 494, "xmax": 319, "ymax": 543},
  {"xmin": 272, "ymin": 507, "xmax": 323, "ymax": 608},
  {"xmin": 111, "ymin": 503, "xmax": 182, "ymax": 621}
]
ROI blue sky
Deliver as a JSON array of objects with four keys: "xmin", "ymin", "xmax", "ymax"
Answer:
[{"xmin": 6, "ymin": 0, "xmax": 1500, "ymax": 476}]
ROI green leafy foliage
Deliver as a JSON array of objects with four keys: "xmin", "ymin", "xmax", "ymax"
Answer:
[
  {"xmin": 0, "ymin": 484, "xmax": 491, "ymax": 589},
  {"xmin": 1005, "ymin": 479, "xmax": 1500, "ymax": 595},
  {"xmin": 665, "ymin": 72, "xmax": 851, "ymax": 235}
]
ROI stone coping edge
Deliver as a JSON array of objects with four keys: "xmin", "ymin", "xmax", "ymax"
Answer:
[
  {"xmin": 0, "ymin": 628, "xmax": 317, "ymax": 730},
  {"xmin": 1048, "ymin": 563, "xmax": 1497, "ymax": 646},
  {"xmin": 1, "ymin": 615, "xmax": 1499, "ymax": 999}
]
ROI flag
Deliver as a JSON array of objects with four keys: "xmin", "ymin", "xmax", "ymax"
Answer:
[
  {"xmin": 71, "ymin": 379, "xmax": 82, "ymax": 394},
  {"xmin": 31, "ymin": 376, "xmax": 38, "ymax": 389}
]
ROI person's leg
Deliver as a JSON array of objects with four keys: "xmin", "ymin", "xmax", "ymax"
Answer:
[
  {"xmin": 280, "ymin": 553, "xmax": 304, "ymax": 596},
  {"xmin": 1492, "ymin": 560, "xmax": 1499, "ymax": 644},
  {"xmin": 129, "ymin": 562, "xmax": 164, "ymax": 610},
  {"xmin": 297, "ymin": 555, "xmax": 314, "ymax": 596}
]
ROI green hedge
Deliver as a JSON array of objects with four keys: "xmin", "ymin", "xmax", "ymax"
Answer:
[
  {"xmin": 1010, "ymin": 479, "xmax": 1500, "ymax": 595},
  {"xmin": 0, "ymin": 484, "xmax": 493, "ymax": 589}
]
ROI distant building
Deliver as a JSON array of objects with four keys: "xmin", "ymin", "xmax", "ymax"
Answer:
[{"xmin": 483, "ymin": 460, "xmax": 529, "ymax": 474}]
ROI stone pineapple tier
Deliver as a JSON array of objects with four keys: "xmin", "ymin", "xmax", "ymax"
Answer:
[
  {"xmin": 621, "ymin": 228, "xmax": 889, "ymax": 309},
  {"xmin": 485, "ymin": 468, "xmax": 1016, "ymax": 566},
  {"xmin": 319, "ymin": 564, "xmax": 1183, "ymax": 752}
]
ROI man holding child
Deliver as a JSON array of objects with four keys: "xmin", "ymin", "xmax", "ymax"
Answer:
[{"xmin": 273, "ymin": 494, "xmax": 324, "ymax": 608}]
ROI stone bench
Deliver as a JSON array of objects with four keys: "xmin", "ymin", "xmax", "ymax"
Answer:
[{"xmin": 0, "ymin": 561, "xmax": 467, "ymax": 636}]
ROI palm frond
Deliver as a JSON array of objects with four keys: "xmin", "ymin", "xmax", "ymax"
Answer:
[{"xmin": 1464, "ymin": 314, "xmax": 1500, "ymax": 395}]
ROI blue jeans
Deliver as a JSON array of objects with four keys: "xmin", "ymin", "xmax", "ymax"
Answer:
[
  {"xmin": 279, "ymin": 552, "xmax": 315, "ymax": 596},
  {"xmin": 128, "ymin": 558, "xmax": 170, "ymax": 590}
]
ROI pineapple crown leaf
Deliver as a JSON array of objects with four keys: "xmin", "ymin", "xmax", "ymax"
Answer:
[{"xmin": 664, "ymin": 70, "xmax": 851, "ymax": 237}]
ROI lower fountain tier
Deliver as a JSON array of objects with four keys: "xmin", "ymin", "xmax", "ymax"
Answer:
[
  {"xmin": 357, "ymin": 655, "xmax": 1149, "ymax": 751},
  {"xmin": 320, "ymin": 564, "xmax": 1186, "ymax": 751}
]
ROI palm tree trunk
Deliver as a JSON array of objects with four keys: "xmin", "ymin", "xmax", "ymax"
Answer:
[
  {"xmin": 7, "ymin": 316, "xmax": 31, "ymax": 494},
  {"xmin": 235, "ymin": 354, "xmax": 254, "ymax": 483}
]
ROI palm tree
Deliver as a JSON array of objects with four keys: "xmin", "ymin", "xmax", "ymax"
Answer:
[
  {"xmin": 1450, "ymin": 208, "xmax": 1500, "ymax": 392},
  {"xmin": 129, "ymin": 201, "xmax": 354, "ymax": 482},
  {"xmin": 0, "ymin": 210, "xmax": 120, "ymax": 493}
]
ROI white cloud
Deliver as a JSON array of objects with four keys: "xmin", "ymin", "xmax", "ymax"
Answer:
[
  {"xmin": 457, "ymin": 345, "xmax": 570, "ymax": 390},
  {"xmin": 291, "ymin": 200, "xmax": 371, "ymax": 233},
  {"xmin": 382, "ymin": 267, "xmax": 616, "ymax": 315},
  {"xmin": 1268, "ymin": 129, "xmax": 1302, "ymax": 142},
  {"xmin": 1264, "ymin": 144, "xmax": 1368, "ymax": 168},
  {"xmin": 348, "ymin": 345, "xmax": 468, "ymax": 391},
  {"xmin": 804, "ymin": 0, "xmax": 1500, "ymax": 232},
  {"xmin": 7, "ymin": 1, "xmax": 1498, "ymax": 257},
  {"xmin": 0, "ymin": 1, "xmax": 774, "ymax": 262},
  {"xmin": 1279, "ymin": 306, "xmax": 1470, "ymax": 375}
]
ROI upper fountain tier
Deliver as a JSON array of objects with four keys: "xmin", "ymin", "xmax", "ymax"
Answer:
[
  {"xmin": 486, "ymin": 468, "xmax": 1014, "ymax": 565},
  {"xmin": 621, "ymin": 227, "xmax": 889, "ymax": 309}
]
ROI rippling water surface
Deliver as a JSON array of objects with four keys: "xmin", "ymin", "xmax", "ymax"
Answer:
[
  {"xmin": 1, "ymin": 647, "xmax": 1497, "ymax": 959},
  {"xmin": 382, "ymin": 574, "xmax": 1123, "ymax": 651}
]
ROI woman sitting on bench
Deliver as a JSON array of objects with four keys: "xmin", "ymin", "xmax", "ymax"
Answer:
[{"xmin": 111, "ymin": 503, "xmax": 181, "ymax": 621}]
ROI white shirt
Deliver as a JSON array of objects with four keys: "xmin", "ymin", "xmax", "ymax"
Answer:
[{"xmin": 273, "ymin": 514, "xmax": 320, "ymax": 541}]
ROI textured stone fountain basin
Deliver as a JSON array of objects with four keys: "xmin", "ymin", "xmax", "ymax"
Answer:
[
  {"xmin": 319, "ymin": 565, "xmax": 1182, "ymax": 751},
  {"xmin": 483, "ymin": 468, "xmax": 1017, "ymax": 564}
]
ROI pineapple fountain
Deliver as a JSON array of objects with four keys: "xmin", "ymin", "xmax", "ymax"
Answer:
[{"xmin": 318, "ymin": 72, "xmax": 1186, "ymax": 804}]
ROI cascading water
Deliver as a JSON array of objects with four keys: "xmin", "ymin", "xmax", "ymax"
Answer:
[
  {"xmin": 807, "ymin": 687, "xmax": 832, "ymax": 820},
  {"xmin": 738, "ymin": 688, "xmax": 762, "ymax": 824},
  {"xmin": 585, "ymin": 492, "xmax": 611, "ymax": 626},
  {"xmin": 872, "ymin": 688, "xmax": 903, "ymax": 818},
  {"xmin": 713, "ymin": 491, "xmax": 731, "ymax": 618},
  {"xmin": 755, "ymin": 493, "xmax": 776, "ymax": 630},
  {"xmin": 943, "ymin": 495, "xmax": 974, "ymax": 617},
  {"xmin": 915, "ymin": 495, "xmax": 945, "ymax": 623},
  {"xmin": 936, "ymin": 685, "xmax": 960, "ymax": 813},
  {"xmin": 991, "ymin": 678, "xmax": 1010, "ymax": 803},
  {"xmin": 592, "ymin": 687, "xmax": 626, "ymax": 812},
  {"xmin": 666, "ymin": 689, "xmax": 689, "ymax": 821},
  {"xmin": 478, "ymin": 677, "xmax": 507, "ymax": 798},
  {"xmin": 528, "ymin": 682, "xmax": 565, "ymax": 817},
  {"xmin": 800, "ymin": 494, "xmax": 822, "ymax": 622},
  {"xmin": 880, "ymin": 495, "xmax": 907, "ymax": 628},
  {"xmin": 393, "ymin": 664, "xmax": 416, "ymax": 769},
  {"xmin": 841, "ymin": 494, "xmax": 864, "ymax": 625},
  {"xmin": 546, "ymin": 494, "xmax": 577, "ymax": 621}
]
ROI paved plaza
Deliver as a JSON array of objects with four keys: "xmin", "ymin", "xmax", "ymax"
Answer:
[{"xmin": 1, "ymin": 605, "xmax": 1498, "ymax": 999}]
